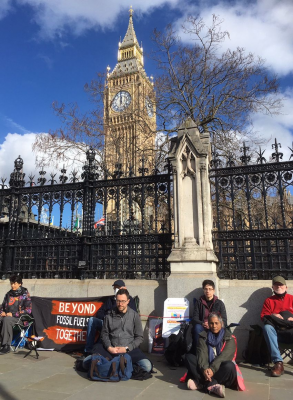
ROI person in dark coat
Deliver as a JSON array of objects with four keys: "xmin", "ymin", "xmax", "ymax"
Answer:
[
  {"xmin": 185, "ymin": 313, "xmax": 242, "ymax": 397},
  {"xmin": 192, "ymin": 280, "xmax": 227, "ymax": 350},
  {"xmin": 84, "ymin": 279, "xmax": 137, "ymax": 355},
  {"xmin": 0, "ymin": 274, "xmax": 32, "ymax": 354}
]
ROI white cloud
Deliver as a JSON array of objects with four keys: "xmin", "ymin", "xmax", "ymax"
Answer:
[
  {"xmin": 249, "ymin": 88, "xmax": 293, "ymax": 160},
  {"xmin": 0, "ymin": 0, "xmax": 12, "ymax": 19},
  {"xmin": 2, "ymin": 1, "xmax": 292, "ymax": 76},
  {"xmin": 0, "ymin": 133, "xmax": 38, "ymax": 180},
  {"xmin": 175, "ymin": 0, "xmax": 293, "ymax": 76},
  {"xmin": 0, "ymin": 132, "xmax": 87, "ymax": 184},
  {"xmin": 2, "ymin": 116, "xmax": 29, "ymax": 134},
  {"xmin": 6, "ymin": 0, "xmax": 179, "ymax": 39},
  {"xmin": 36, "ymin": 53, "xmax": 54, "ymax": 69}
]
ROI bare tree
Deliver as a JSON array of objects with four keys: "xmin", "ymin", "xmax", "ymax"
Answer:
[
  {"xmin": 33, "ymin": 15, "xmax": 283, "ymax": 168},
  {"xmin": 152, "ymin": 15, "xmax": 283, "ymax": 155},
  {"xmin": 33, "ymin": 73, "xmax": 106, "ymax": 170}
]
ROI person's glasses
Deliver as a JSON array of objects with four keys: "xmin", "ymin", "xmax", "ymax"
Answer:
[{"xmin": 116, "ymin": 300, "xmax": 127, "ymax": 304}]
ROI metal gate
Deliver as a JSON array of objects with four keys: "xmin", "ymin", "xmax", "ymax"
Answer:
[
  {"xmin": 0, "ymin": 149, "xmax": 173, "ymax": 279},
  {"xmin": 210, "ymin": 140, "xmax": 293, "ymax": 279}
]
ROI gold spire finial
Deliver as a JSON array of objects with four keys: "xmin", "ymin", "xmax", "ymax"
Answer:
[{"xmin": 129, "ymin": 5, "xmax": 133, "ymax": 17}]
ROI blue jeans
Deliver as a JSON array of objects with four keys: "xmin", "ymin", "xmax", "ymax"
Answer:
[
  {"xmin": 84, "ymin": 317, "xmax": 103, "ymax": 353},
  {"xmin": 263, "ymin": 324, "xmax": 283, "ymax": 363},
  {"xmin": 192, "ymin": 324, "xmax": 205, "ymax": 352},
  {"xmin": 136, "ymin": 358, "xmax": 152, "ymax": 372},
  {"xmin": 83, "ymin": 355, "xmax": 152, "ymax": 373}
]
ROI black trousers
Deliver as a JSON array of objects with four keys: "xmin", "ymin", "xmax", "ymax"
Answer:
[{"xmin": 185, "ymin": 353, "xmax": 237, "ymax": 390}]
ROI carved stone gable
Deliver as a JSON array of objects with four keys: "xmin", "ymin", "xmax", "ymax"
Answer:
[{"xmin": 181, "ymin": 145, "xmax": 196, "ymax": 179}]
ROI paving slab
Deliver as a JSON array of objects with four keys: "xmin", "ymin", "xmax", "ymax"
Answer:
[
  {"xmin": 270, "ymin": 388, "xmax": 293, "ymax": 400},
  {"xmin": 6, "ymin": 388, "xmax": 71, "ymax": 400},
  {"xmin": 26, "ymin": 373, "xmax": 93, "ymax": 394},
  {"xmin": 0, "ymin": 349, "xmax": 292, "ymax": 400}
]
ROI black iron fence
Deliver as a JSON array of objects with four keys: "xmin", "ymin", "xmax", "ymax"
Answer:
[
  {"xmin": 0, "ymin": 148, "xmax": 173, "ymax": 279},
  {"xmin": 210, "ymin": 140, "xmax": 293, "ymax": 279}
]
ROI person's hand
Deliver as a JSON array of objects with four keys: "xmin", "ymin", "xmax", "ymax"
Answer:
[
  {"xmin": 0, "ymin": 312, "xmax": 6, "ymax": 317},
  {"xmin": 287, "ymin": 317, "xmax": 293, "ymax": 321},
  {"xmin": 115, "ymin": 347, "xmax": 126, "ymax": 354},
  {"xmin": 203, "ymin": 368, "xmax": 213, "ymax": 381},
  {"xmin": 6, "ymin": 312, "xmax": 12, "ymax": 317},
  {"xmin": 108, "ymin": 346, "xmax": 119, "ymax": 354},
  {"xmin": 272, "ymin": 313, "xmax": 284, "ymax": 319},
  {"xmin": 202, "ymin": 322, "xmax": 209, "ymax": 329}
]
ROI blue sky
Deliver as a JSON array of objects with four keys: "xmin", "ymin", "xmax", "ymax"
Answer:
[{"xmin": 0, "ymin": 0, "xmax": 293, "ymax": 180}]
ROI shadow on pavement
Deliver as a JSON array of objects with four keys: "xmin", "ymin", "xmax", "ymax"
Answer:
[
  {"xmin": 239, "ymin": 362, "xmax": 293, "ymax": 377},
  {"xmin": 0, "ymin": 384, "xmax": 18, "ymax": 400}
]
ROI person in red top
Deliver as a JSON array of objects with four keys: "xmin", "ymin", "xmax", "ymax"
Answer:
[{"xmin": 261, "ymin": 276, "xmax": 293, "ymax": 377}]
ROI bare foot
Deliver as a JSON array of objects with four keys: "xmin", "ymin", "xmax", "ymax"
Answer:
[{"xmin": 187, "ymin": 379, "xmax": 198, "ymax": 390}]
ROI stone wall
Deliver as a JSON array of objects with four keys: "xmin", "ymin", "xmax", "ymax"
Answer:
[
  {"xmin": 219, "ymin": 279, "xmax": 293, "ymax": 360},
  {"xmin": 1, "ymin": 278, "xmax": 292, "ymax": 358},
  {"xmin": 0, "ymin": 279, "xmax": 167, "ymax": 352}
]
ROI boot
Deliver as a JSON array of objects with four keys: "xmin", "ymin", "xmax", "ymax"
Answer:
[
  {"xmin": 271, "ymin": 361, "xmax": 284, "ymax": 377},
  {"xmin": 0, "ymin": 344, "xmax": 11, "ymax": 355}
]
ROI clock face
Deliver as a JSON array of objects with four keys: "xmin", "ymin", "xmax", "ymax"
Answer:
[
  {"xmin": 111, "ymin": 91, "xmax": 131, "ymax": 112},
  {"xmin": 145, "ymin": 96, "xmax": 154, "ymax": 117}
]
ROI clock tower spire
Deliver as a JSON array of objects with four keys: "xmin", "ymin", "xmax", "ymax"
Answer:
[
  {"xmin": 112, "ymin": 7, "xmax": 145, "ymax": 78},
  {"xmin": 104, "ymin": 8, "xmax": 156, "ymax": 175}
]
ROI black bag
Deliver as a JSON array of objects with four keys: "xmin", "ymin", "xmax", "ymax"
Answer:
[
  {"xmin": 131, "ymin": 365, "xmax": 152, "ymax": 380},
  {"xmin": 242, "ymin": 325, "xmax": 270, "ymax": 365},
  {"xmin": 164, "ymin": 321, "xmax": 192, "ymax": 367},
  {"xmin": 75, "ymin": 357, "xmax": 88, "ymax": 373},
  {"xmin": 263, "ymin": 312, "xmax": 293, "ymax": 344}
]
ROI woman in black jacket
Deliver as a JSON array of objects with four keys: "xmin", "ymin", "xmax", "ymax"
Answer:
[
  {"xmin": 185, "ymin": 313, "xmax": 239, "ymax": 398},
  {"xmin": 0, "ymin": 274, "xmax": 32, "ymax": 354},
  {"xmin": 192, "ymin": 280, "xmax": 227, "ymax": 349}
]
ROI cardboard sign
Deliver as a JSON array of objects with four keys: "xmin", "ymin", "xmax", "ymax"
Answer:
[{"xmin": 162, "ymin": 298, "xmax": 189, "ymax": 338}]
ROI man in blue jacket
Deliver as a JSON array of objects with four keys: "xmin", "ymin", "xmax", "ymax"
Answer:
[{"xmin": 84, "ymin": 280, "xmax": 137, "ymax": 355}]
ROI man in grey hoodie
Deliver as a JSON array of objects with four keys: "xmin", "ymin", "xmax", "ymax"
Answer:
[{"xmin": 98, "ymin": 288, "xmax": 152, "ymax": 372}]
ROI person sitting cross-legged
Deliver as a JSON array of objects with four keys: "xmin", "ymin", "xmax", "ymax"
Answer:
[
  {"xmin": 185, "ymin": 313, "xmax": 244, "ymax": 398},
  {"xmin": 83, "ymin": 288, "xmax": 152, "ymax": 373},
  {"xmin": 84, "ymin": 279, "xmax": 137, "ymax": 356}
]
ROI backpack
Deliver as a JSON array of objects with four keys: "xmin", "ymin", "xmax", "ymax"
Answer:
[
  {"xmin": 88, "ymin": 354, "xmax": 133, "ymax": 382},
  {"xmin": 242, "ymin": 325, "xmax": 270, "ymax": 366},
  {"xmin": 164, "ymin": 321, "xmax": 193, "ymax": 367}
]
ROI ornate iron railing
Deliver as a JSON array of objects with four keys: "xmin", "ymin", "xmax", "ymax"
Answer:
[
  {"xmin": 0, "ymin": 149, "xmax": 173, "ymax": 279},
  {"xmin": 210, "ymin": 140, "xmax": 293, "ymax": 279}
]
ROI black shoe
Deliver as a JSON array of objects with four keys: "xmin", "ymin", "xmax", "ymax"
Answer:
[{"xmin": 0, "ymin": 344, "xmax": 11, "ymax": 355}]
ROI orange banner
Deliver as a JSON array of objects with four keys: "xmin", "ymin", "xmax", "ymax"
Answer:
[
  {"xmin": 51, "ymin": 300, "xmax": 103, "ymax": 316},
  {"xmin": 43, "ymin": 325, "xmax": 87, "ymax": 344}
]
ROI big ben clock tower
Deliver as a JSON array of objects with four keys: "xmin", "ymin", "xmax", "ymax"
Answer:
[{"xmin": 104, "ymin": 7, "xmax": 156, "ymax": 175}]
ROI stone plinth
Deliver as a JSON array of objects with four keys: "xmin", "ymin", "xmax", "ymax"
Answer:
[{"xmin": 167, "ymin": 119, "xmax": 218, "ymax": 298}]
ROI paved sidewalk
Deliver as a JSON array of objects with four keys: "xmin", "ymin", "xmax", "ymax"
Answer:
[{"xmin": 0, "ymin": 349, "xmax": 292, "ymax": 400}]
